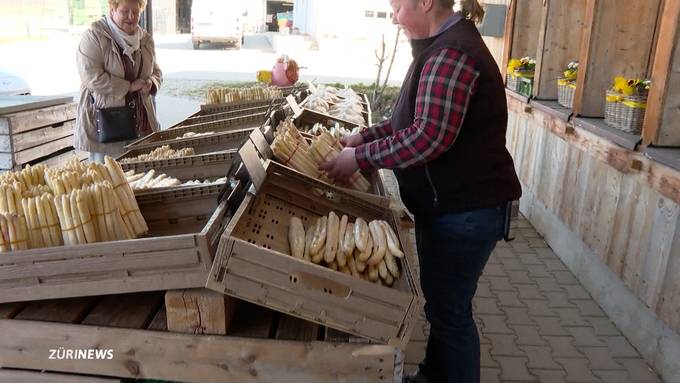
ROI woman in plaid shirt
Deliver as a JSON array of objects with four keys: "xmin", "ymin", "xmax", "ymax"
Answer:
[{"xmin": 322, "ymin": 0, "xmax": 521, "ymax": 382}]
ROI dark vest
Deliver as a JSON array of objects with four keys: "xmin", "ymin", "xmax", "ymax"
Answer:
[{"xmin": 391, "ymin": 19, "xmax": 521, "ymax": 216}]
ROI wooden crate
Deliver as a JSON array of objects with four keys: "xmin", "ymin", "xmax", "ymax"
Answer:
[
  {"xmin": 0, "ymin": 292, "xmax": 400, "ymax": 383},
  {"xmin": 0, "ymin": 102, "xmax": 77, "ymax": 171},
  {"xmin": 118, "ymin": 127, "xmax": 254, "ymax": 162},
  {"xmin": 200, "ymin": 98, "xmax": 286, "ymax": 114},
  {"xmin": 176, "ymin": 105, "xmax": 270, "ymax": 128},
  {"xmin": 298, "ymin": 94, "xmax": 371, "ymax": 127},
  {"xmin": 126, "ymin": 112, "xmax": 265, "ymax": 150},
  {"xmin": 0, "ymin": 182, "xmax": 238, "ymax": 304},
  {"xmin": 121, "ymin": 149, "xmax": 238, "ymax": 183},
  {"xmin": 206, "ymin": 160, "xmax": 423, "ymax": 349}
]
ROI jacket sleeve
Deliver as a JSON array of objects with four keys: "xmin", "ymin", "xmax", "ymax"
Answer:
[
  {"xmin": 147, "ymin": 37, "xmax": 162, "ymax": 95},
  {"xmin": 76, "ymin": 30, "xmax": 130, "ymax": 98},
  {"xmin": 355, "ymin": 48, "xmax": 479, "ymax": 170}
]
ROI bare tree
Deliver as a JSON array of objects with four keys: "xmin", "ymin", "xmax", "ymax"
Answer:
[{"xmin": 372, "ymin": 27, "xmax": 401, "ymax": 115}]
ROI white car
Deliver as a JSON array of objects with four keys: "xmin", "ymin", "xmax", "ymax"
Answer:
[
  {"xmin": 191, "ymin": 0, "xmax": 245, "ymax": 49},
  {"xmin": 0, "ymin": 69, "xmax": 31, "ymax": 96}
]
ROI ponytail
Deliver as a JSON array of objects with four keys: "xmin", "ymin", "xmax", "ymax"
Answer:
[{"xmin": 453, "ymin": 0, "xmax": 485, "ymax": 23}]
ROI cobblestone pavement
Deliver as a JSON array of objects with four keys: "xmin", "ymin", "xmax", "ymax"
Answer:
[{"xmin": 378, "ymin": 171, "xmax": 662, "ymax": 382}]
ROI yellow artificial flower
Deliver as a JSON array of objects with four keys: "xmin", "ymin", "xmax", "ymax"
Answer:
[{"xmin": 507, "ymin": 59, "xmax": 522, "ymax": 74}]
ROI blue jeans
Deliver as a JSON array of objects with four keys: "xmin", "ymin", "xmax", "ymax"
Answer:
[{"xmin": 415, "ymin": 204, "xmax": 506, "ymax": 383}]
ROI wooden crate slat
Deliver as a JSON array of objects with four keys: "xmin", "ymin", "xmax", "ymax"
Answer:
[
  {"xmin": 11, "ymin": 120, "xmax": 74, "ymax": 152},
  {"xmin": 0, "ymin": 102, "xmax": 77, "ymax": 135},
  {"xmin": 275, "ymin": 314, "xmax": 320, "ymax": 342},
  {"xmin": 216, "ymin": 273, "xmax": 398, "ymax": 344},
  {"xmin": 0, "ymin": 318, "xmax": 395, "ymax": 383},
  {"xmin": 13, "ymin": 135, "xmax": 73, "ymax": 167},
  {"xmin": 82, "ymin": 292, "xmax": 164, "ymax": 329},
  {"xmin": 14, "ymin": 297, "xmax": 98, "ymax": 323},
  {"xmin": 0, "ymin": 247, "xmax": 201, "ymax": 281},
  {"xmin": 0, "ymin": 369, "xmax": 122, "ymax": 383}
]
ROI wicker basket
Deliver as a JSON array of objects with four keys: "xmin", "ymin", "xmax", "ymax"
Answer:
[
  {"xmin": 604, "ymin": 90, "xmax": 647, "ymax": 134},
  {"xmin": 557, "ymin": 80, "xmax": 576, "ymax": 109},
  {"xmin": 506, "ymin": 74, "xmax": 519, "ymax": 92}
]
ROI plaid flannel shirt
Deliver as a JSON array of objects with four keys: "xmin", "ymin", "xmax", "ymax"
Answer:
[{"xmin": 356, "ymin": 48, "xmax": 480, "ymax": 170}]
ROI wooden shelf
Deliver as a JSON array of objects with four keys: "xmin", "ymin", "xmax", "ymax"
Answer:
[
  {"xmin": 530, "ymin": 99, "xmax": 572, "ymax": 122},
  {"xmin": 533, "ymin": 0, "xmax": 588, "ymax": 100},
  {"xmin": 645, "ymin": 147, "xmax": 680, "ymax": 172},
  {"xmin": 573, "ymin": 0, "xmax": 662, "ymax": 118},
  {"xmin": 506, "ymin": 88, "xmax": 530, "ymax": 104},
  {"xmin": 572, "ymin": 117, "xmax": 640, "ymax": 151}
]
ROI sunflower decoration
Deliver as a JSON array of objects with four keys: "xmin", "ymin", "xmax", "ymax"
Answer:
[
  {"xmin": 562, "ymin": 61, "xmax": 579, "ymax": 81},
  {"xmin": 507, "ymin": 57, "xmax": 536, "ymax": 78},
  {"xmin": 612, "ymin": 76, "xmax": 651, "ymax": 96}
]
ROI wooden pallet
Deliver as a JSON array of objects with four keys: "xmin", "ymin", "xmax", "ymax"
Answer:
[
  {"xmin": 0, "ymin": 292, "xmax": 398, "ymax": 383},
  {"xmin": 0, "ymin": 182, "xmax": 236, "ymax": 304},
  {"xmin": 207, "ymin": 160, "xmax": 423, "ymax": 349},
  {"xmin": 0, "ymin": 102, "xmax": 77, "ymax": 171},
  {"xmin": 126, "ymin": 112, "xmax": 265, "ymax": 150}
]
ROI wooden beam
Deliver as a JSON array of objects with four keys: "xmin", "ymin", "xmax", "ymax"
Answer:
[
  {"xmin": 165, "ymin": 289, "xmax": 237, "ymax": 335},
  {"xmin": 643, "ymin": 0, "xmax": 680, "ymax": 146},
  {"xmin": 501, "ymin": 0, "xmax": 518, "ymax": 78},
  {"xmin": 533, "ymin": 0, "xmax": 588, "ymax": 100},
  {"xmin": 0, "ymin": 319, "xmax": 396, "ymax": 383},
  {"xmin": 574, "ymin": 0, "xmax": 663, "ymax": 117},
  {"xmin": 0, "ymin": 369, "xmax": 121, "ymax": 383}
]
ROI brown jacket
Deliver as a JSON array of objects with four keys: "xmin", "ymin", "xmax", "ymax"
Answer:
[{"xmin": 75, "ymin": 18, "xmax": 162, "ymax": 156}]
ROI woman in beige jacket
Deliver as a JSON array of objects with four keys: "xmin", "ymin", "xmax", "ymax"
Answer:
[{"xmin": 75, "ymin": 0, "xmax": 162, "ymax": 162}]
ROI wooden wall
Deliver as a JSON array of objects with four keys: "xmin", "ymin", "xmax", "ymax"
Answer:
[{"xmin": 505, "ymin": 95, "xmax": 680, "ymax": 333}]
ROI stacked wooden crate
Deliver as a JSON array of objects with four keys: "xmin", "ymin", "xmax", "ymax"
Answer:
[
  {"xmin": 0, "ymin": 86, "xmax": 421, "ymax": 382},
  {"xmin": 0, "ymin": 101, "xmax": 85, "ymax": 171}
]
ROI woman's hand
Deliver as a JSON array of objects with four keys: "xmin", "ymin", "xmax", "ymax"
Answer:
[
  {"xmin": 319, "ymin": 147, "xmax": 359, "ymax": 183},
  {"xmin": 341, "ymin": 133, "xmax": 364, "ymax": 148},
  {"xmin": 130, "ymin": 79, "xmax": 153, "ymax": 94}
]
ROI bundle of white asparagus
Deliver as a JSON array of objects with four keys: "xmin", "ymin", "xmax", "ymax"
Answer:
[
  {"xmin": 288, "ymin": 212, "xmax": 403, "ymax": 286},
  {"xmin": 125, "ymin": 169, "xmax": 228, "ymax": 191},
  {"xmin": 176, "ymin": 131, "xmax": 214, "ymax": 140},
  {"xmin": 119, "ymin": 146, "xmax": 195, "ymax": 163},
  {"xmin": 271, "ymin": 119, "xmax": 371, "ymax": 192},
  {"xmin": 205, "ymin": 86, "xmax": 282, "ymax": 105},
  {"xmin": 0, "ymin": 156, "xmax": 148, "ymax": 253}
]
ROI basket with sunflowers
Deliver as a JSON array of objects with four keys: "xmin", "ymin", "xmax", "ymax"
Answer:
[
  {"xmin": 506, "ymin": 57, "xmax": 536, "ymax": 96},
  {"xmin": 557, "ymin": 61, "xmax": 578, "ymax": 108},
  {"xmin": 604, "ymin": 76, "xmax": 651, "ymax": 134}
]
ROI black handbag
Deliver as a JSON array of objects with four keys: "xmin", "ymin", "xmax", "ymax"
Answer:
[
  {"xmin": 94, "ymin": 99, "xmax": 138, "ymax": 143},
  {"xmin": 92, "ymin": 45, "xmax": 143, "ymax": 143}
]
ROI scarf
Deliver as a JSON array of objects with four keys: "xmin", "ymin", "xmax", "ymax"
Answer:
[{"xmin": 106, "ymin": 15, "xmax": 142, "ymax": 65}]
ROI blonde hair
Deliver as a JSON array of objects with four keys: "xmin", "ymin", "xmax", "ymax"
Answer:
[
  {"xmin": 453, "ymin": 0, "xmax": 485, "ymax": 23},
  {"xmin": 109, "ymin": 0, "xmax": 147, "ymax": 10}
]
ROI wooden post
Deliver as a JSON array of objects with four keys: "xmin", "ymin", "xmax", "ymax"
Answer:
[
  {"xmin": 642, "ymin": 0, "xmax": 680, "ymax": 146},
  {"xmin": 501, "ymin": 0, "xmax": 518, "ymax": 78},
  {"xmin": 165, "ymin": 289, "xmax": 237, "ymax": 335},
  {"xmin": 573, "ymin": 0, "xmax": 663, "ymax": 117},
  {"xmin": 533, "ymin": 0, "xmax": 588, "ymax": 100}
]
